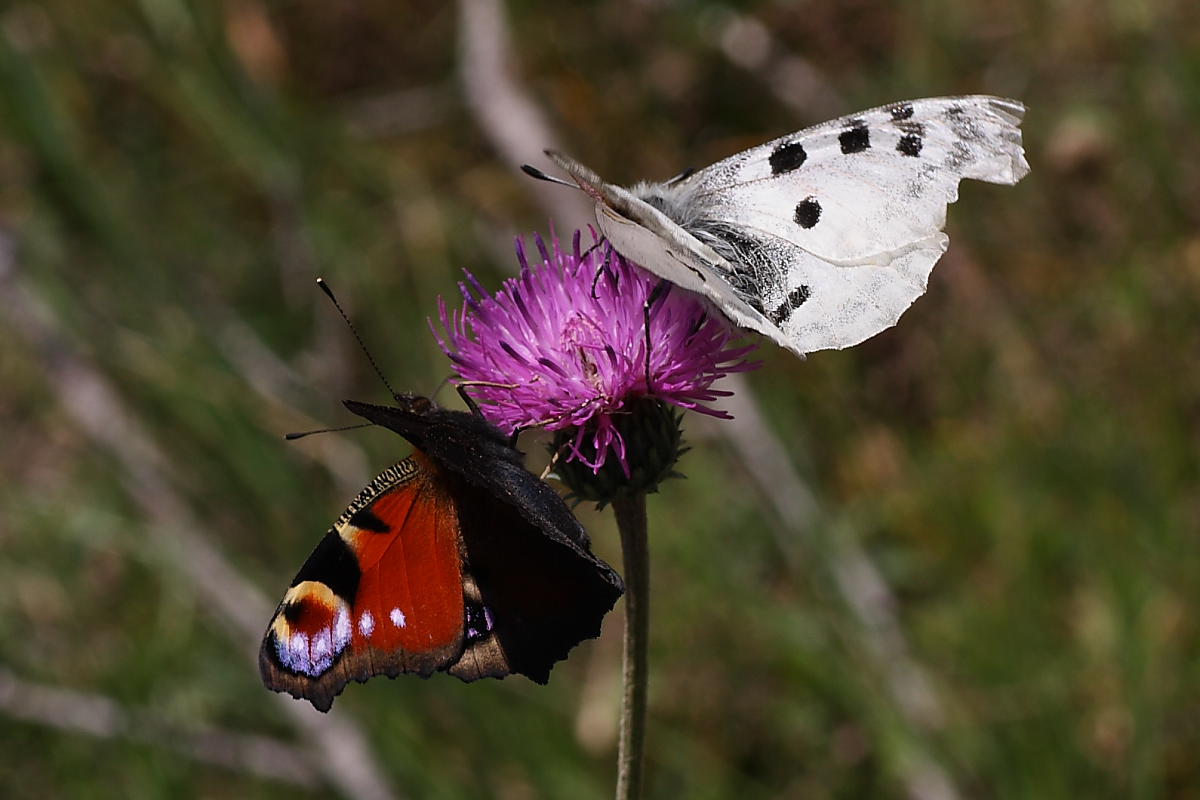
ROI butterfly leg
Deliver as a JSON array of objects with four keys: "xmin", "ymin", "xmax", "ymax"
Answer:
[
  {"xmin": 539, "ymin": 439, "xmax": 572, "ymax": 480},
  {"xmin": 588, "ymin": 239, "xmax": 617, "ymax": 299},
  {"xmin": 453, "ymin": 384, "xmax": 523, "ymax": 447},
  {"xmin": 579, "ymin": 235, "xmax": 607, "ymax": 263},
  {"xmin": 455, "ymin": 385, "xmax": 484, "ymax": 418},
  {"xmin": 449, "ymin": 383, "xmax": 529, "ymax": 447},
  {"xmin": 642, "ymin": 280, "xmax": 671, "ymax": 391}
]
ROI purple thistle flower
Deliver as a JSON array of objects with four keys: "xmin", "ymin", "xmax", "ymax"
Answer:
[{"xmin": 434, "ymin": 229, "xmax": 759, "ymax": 478}]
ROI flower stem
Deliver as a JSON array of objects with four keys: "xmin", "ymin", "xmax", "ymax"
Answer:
[{"xmin": 612, "ymin": 493, "xmax": 649, "ymax": 800}]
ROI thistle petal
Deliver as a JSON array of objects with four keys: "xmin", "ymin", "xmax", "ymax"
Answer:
[{"xmin": 436, "ymin": 229, "xmax": 761, "ymax": 473}]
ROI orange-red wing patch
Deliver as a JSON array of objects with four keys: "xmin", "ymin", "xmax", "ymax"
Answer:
[
  {"xmin": 343, "ymin": 453, "xmax": 464, "ymax": 669},
  {"xmin": 260, "ymin": 454, "xmax": 466, "ymax": 711}
]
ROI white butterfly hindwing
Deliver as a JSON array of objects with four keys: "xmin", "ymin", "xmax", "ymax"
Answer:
[{"xmin": 542, "ymin": 96, "xmax": 1029, "ymax": 356}]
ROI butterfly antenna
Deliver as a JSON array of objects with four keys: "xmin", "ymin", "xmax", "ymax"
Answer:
[
  {"xmin": 520, "ymin": 164, "xmax": 577, "ymax": 189},
  {"xmin": 315, "ymin": 278, "xmax": 399, "ymax": 401},
  {"xmin": 284, "ymin": 422, "xmax": 375, "ymax": 441}
]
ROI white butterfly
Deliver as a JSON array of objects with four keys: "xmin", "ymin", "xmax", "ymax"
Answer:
[{"xmin": 531, "ymin": 96, "xmax": 1029, "ymax": 357}]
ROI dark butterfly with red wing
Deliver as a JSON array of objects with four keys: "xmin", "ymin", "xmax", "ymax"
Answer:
[{"xmin": 260, "ymin": 394, "xmax": 624, "ymax": 712}]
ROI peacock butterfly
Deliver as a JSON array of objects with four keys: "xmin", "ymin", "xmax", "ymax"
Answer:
[{"xmin": 260, "ymin": 393, "xmax": 624, "ymax": 712}]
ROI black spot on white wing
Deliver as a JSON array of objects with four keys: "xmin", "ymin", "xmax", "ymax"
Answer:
[
  {"xmin": 769, "ymin": 141, "xmax": 807, "ymax": 175},
  {"xmin": 348, "ymin": 508, "xmax": 390, "ymax": 533},
  {"xmin": 767, "ymin": 285, "xmax": 812, "ymax": 326},
  {"xmin": 785, "ymin": 285, "xmax": 811, "ymax": 311},
  {"xmin": 897, "ymin": 134, "xmax": 922, "ymax": 157},
  {"xmin": 794, "ymin": 197, "xmax": 821, "ymax": 229},
  {"xmin": 839, "ymin": 121, "xmax": 870, "ymax": 154},
  {"xmin": 889, "ymin": 103, "xmax": 914, "ymax": 120}
]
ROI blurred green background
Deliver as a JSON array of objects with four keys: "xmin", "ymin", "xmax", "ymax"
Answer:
[{"xmin": 1, "ymin": 0, "xmax": 1197, "ymax": 797}]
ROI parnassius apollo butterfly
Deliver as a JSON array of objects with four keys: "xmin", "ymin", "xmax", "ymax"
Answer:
[{"xmin": 532, "ymin": 96, "xmax": 1029, "ymax": 357}]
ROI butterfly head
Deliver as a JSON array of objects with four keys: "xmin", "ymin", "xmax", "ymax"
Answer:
[{"xmin": 389, "ymin": 393, "xmax": 436, "ymax": 416}]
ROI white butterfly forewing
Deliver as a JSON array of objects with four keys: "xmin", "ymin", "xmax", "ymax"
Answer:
[
  {"xmin": 688, "ymin": 97, "xmax": 1026, "ymax": 265},
  {"xmin": 547, "ymin": 95, "xmax": 1028, "ymax": 357}
]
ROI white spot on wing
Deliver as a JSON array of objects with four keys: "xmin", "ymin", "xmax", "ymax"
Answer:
[
  {"xmin": 333, "ymin": 607, "xmax": 352, "ymax": 647},
  {"xmin": 283, "ymin": 632, "xmax": 308, "ymax": 672},
  {"xmin": 390, "ymin": 607, "xmax": 407, "ymax": 628},
  {"xmin": 311, "ymin": 629, "xmax": 332, "ymax": 660},
  {"xmin": 359, "ymin": 610, "xmax": 375, "ymax": 637},
  {"xmin": 273, "ymin": 599, "xmax": 354, "ymax": 677}
]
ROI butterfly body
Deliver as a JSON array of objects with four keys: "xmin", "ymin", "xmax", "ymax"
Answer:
[
  {"xmin": 546, "ymin": 95, "xmax": 1029, "ymax": 356},
  {"xmin": 261, "ymin": 395, "xmax": 623, "ymax": 712}
]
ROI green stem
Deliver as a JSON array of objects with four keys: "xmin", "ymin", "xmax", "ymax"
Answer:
[{"xmin": 612, "ymin": 493, "xmax": 649, "ymax": 800}]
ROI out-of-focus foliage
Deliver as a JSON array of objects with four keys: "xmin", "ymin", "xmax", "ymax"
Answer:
[{"xmin": 1, "ymin": 0, "xmax": 1197, "ymax": 798}]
